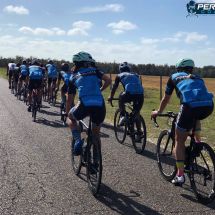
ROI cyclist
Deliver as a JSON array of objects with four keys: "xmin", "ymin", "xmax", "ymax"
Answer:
[
  {"xmin": 66, "ymin": 51, "xmax": 111, "ymax": 157},
  {"xmin": 108, "ymin": 62, "xmax": 144, "ymax": 125},
  {"xmin": 13, "ymin": 63, "xmax": 21, "ymax": 96},
  {"xmin": 56, "ymin": 63, "xmax": 71, "ymax": 109},
  {"xmin": 7, "ymin": 60, "xmax": 16, "ymax": 89},
  {"xmin": 18, "ymin": 60, "xmax": 29, "ymax": 91},
  {"xmin": 26, "ymin": 60, "xmax": 44, "ymax": 112},
  {"xmin": 45, "ymin": 60, "xmax": 58, "ymax": 100},
  {"xmin": 151, "ymin": 58, "xmax": 214, "ymax": 184}
]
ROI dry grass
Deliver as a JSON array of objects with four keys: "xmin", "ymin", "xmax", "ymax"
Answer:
[{"xmin": 109, "ymin": 74, "xmax": 215, "ymax": 94}]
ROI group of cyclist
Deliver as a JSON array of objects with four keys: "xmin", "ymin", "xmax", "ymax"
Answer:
[{"xmin": 6, "ymin": 53, "xmax": 214, "ymax": 186}]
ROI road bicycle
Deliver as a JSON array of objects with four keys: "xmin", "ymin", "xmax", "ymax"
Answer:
[
  {"xmin": 110, "ymin": 98, "xmax": 146, "ymax": 154},
  {"xmin": 42, "ymin": 79, "xmax": 47, "ymax": 102},
  {"xmin": 152, "ymin": 110, "xmax": 215, "ymax": 204},
  {"xmin": 11, "ymin": 78, "xmax": 15, "ymax": 94},
  {"xmin": 48, "ymin": 81, "xmax": 57, "ymax": 106},
  {"xmin": 31, "ymin": 86, "xmax": 41, "ymax": 122},
  {"xmin": 71, "ymin": 116, "xmax": 102, "ymax": 196}
]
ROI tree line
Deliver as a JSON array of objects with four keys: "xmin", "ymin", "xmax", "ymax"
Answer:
[{"xmin": 0, "ymin": 55, "xmax": 215, "ymax": 78}]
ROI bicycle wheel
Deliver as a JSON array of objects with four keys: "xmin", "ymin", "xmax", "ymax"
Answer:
[
  {"xmin": 132, "ymin": 114, "xmax": 147, "ymax": 154},
  {"xmin": 86, "ymin": 136, "xmax": 102, "ymax": 195},
  {"xmin": 42, "ymin": 86, "xmax": 46, "ymax": 102},
  {"xmin": 11, "ymin": 82, "xmax": 14, "ymax": 94},
  {"xmin": 32, "ymin": 97, "xmax": 37, "ymax": 122},
  {"xmin": 157, "ymin": 130, "xmax": 177, "ymax": 181},
  {"xmin": 114, "ymin": 109, "xmax": 127, "ymax": 143},
  {"xmin": 52, "ymin": 89, "xmax": 56, "ymax": 106},
  {"xmin": 188, "ymin": 142, "xmax": 215, "ymax": 204}
]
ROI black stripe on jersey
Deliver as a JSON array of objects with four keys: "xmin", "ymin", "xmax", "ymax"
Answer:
[
  {"xmin": 71, "ymin": 70, "xmax": 97, "ymax": 84},
  {"xmin": 172, "ymin": 75, "xmax": 204, "ymax": 86}
]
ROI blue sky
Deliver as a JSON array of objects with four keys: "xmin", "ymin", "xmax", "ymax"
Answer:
[{"xmin": 0, "ymin": 0, "xmax": 215, "ymax": 67}]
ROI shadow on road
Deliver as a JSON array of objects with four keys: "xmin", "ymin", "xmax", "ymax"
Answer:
[
  {"xmin": 96, "ymin": 184, "xmax": 162, "ymax": 215},
  {"xmin": 102, "ymin": 123, "xmax": 114, "ymax": 131},
  {"xmin": 36, "ymin": 118, "xmax": 66, "ymax": 128},
  {"xmin": 41, "ymin": 109, "xmax": 60, "ymax": 116}
]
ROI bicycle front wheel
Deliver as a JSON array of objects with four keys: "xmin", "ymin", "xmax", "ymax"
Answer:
[
  {"xmin": 86, "ymin": 137, "xmax": 102, "ymax": 195},
  {"xmin": 157, "ymin": 130, "xmax": 177, "ymax": 181},
  {"xmin": 132, "ymin": 114, "xmax": 147, "ymax": 154},
  {"xmin": 189, "ymin": 142, "xmax": 215, "ymax": 204},
  {"xmin": 114, "ymin": 109, "xmax": 127, "ymax": 143}
]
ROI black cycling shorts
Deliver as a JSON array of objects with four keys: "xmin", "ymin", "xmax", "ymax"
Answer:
[
  {"xmin": 27, "ymin": 79, "xmax": 42, "ymax": 92},
  {"xmin": 70, "ymin": 99, "xmax": 106, "ymax": 126},
  {"xmin": 9, "ymin": 70, "xmax": 13, "ymax": 78},
  {"xmin": 14, "ymin": 73, "xmax": 19, "ymax": 83},
  {"xmin": 61, "ymin": 83, "xmax": 69, "ymax": 93},
  {"xmin": 48, "ymin": 77, "xmax": 57, "ymax": 85},
  {"xmin": 19, "ymin": 74, "xmax": 26, "ymax": 82},
  {"xmin": 119, "ymin": 92, "xmax": 144, "ymax": 112},
  {"xmin": 176, "ymin": 102, "xmax": 214, "ymax": 132}
]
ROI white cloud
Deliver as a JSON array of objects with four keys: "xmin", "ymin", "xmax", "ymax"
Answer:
[
  {"xmin": 73, "ymin": 21, "xmax": 93, "ymax": 30},
  {"xmin": 107, "ymin": 20, "xmax": 137, "ymax": 30},
  {"xmin": 1, "ymin": 35, "xmax": 215, "ymax": 67},
  {"xmin": 185, "ymin": 32, "xmax": 207, "ymax": 44},
  {"xmin": 205, "ymin": 41, "xmax": 210, "ymax": 45},
  {"xmin": 112, "ymin": 30, "xmax": 124, "ymax": 35},
  {"xmin": 196, "ymin": 0, "xmax": 215, "ymax": 2},
  {"xmin": 76, "ymin": 4, "xmax": 124, "ymax": 13},
  {"xmin": 19, "ymin": 27, "xmax": 54, "ymax": 36},
  {"xmin": 67, "ymin": 28, "xmax": 89, "ymax": 36},
  {"xmin": 141, "ymin": 37, "xmax": 160, "ymax": 44},
  {"xmin": 3, "ymin": 5, "xmax": 29, "ymax": 15},
  {"xmin": 51, "ymin": 27, "xmax": 66, "ymax": 35},
  {"xmin": 174, "ymin": 31, "xmax": 187, "ymax": 38},
  {"xmin": 93, "ymin": 38, "xmax": 108, "ymax": 42}
]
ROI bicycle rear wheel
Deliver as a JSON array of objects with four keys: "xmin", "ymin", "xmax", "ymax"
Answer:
[
  {"xmin": 132, "ymin": 114, "xmax": 147, "ymax": 154},
  {"xmin": 52, "ymin": 89, "xmax": 56, "ymax": 106},
  {"xmin": 42, "ymin": 86, "xmax": 47, "ymax": 102},
  {"xmin": 188, "ymin": 142, "xmax": 215, "ymax": 204},
  {"xmin": 71, "ymin": 137, "xmax": 82, "ymax": 175},
  {"xmin": 11, "ymin": 81, "xmax": 14, "ymax": 94},
  {"xmin": 86, "ymin": 137, "xmax": 102, "ymax": 195},
  {"xmin": 114, "ymin": 109, "xmax": 127, "ymax": 143},
  {"xmin": 157, "ymin": 130, "xmax": 177, "ymax": 181},
  {"xmin": 32, "ymin": 96, "xmax": 37, "ymax": 122}
]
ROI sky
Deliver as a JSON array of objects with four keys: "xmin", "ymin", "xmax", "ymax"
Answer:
[{"xmin": 0, "ymin": 0, "xmax": 215, "ymax": 67}]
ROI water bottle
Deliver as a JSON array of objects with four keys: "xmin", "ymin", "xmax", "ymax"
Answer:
[{"xmin": 81, "ymin": 132, "xmax": 87, "ymax": 154}]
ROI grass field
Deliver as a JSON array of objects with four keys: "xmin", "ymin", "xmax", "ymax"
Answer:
[{"xmin": 1, "ymin": 67, "xmax": 215, "ymax": 150}]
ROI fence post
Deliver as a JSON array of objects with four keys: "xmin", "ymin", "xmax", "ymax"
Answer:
[
  {"xmin": 110, "ymin": 73, "xmax": 112, "ymax": 90},
  {"xmin": 160, "ymin": 75, "xmax": 162, "ymax": 101}
]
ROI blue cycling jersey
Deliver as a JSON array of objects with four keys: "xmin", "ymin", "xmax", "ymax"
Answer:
[
  {"xmin": 69, "ymin": 67, "xmax": 104, "ymax": 106},
  {"xmin": 165, "ymin": 72, "xmax": 214, "ymax": 107},
  {"xmin": 46, "ymin": 64, "xmax": 58, "ymax": 78},
  {"xmin": 19, "ymin": 64, "xmax": 29, "ymax": 75},
  {"xmin": 28, "ymin": 65, "xmax": 44, "ymax": 79},
  {"xmin": 59, "ymin": 71, "xmax": 72, "ymax": 86},
  {"xmin": 113, "ymin": 72, "xmax": 144, "ymax": 94}
]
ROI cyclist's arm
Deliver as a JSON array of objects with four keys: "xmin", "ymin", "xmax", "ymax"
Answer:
[
  {"xmin": 26, "ymin": 69, "xmax": 30, "ymax": 85},
  {"xmin": 56, "ymin": 72, "xmax": 62, "ymax": 90},
  {"xmin": 100, "ymin": 74, "xmax": 111, "ymax": 92},
  {"xmin": 108, "ymin": 85, "xmax": 117, "ymax": 101}
]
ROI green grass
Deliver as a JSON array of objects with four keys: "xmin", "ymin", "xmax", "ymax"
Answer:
[{"xmin": 0, "ymin": 68, "xmax": 8, "ymax": 79}]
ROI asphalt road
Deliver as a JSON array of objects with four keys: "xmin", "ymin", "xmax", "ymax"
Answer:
[{"xmin": 0, "ymin": 77, "xmax": 215, "ymax": 214}]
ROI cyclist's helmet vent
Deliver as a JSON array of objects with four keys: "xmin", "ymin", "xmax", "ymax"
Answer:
[
  {"xmin": 72, "ymin": 51, "xmax": 94, "ymax": 62},
  {"xmin": 48, "ymin": 60, "xmax": 53, "ymax": 64},
  {"xmin": 119, "ymin": 62, "xmax": 131, "ymax": 71},
  {"xmin": 61, "ymin": 63, "xmax": 69, "ymax": 71},
  {"xmin": 175, "ymin": 58, "xmax": 195, "ymax": 69}
]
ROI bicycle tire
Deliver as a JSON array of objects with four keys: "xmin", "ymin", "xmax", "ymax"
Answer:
[
  {"xmin": 52, "ymin": 90, "xmax": 56, "ymax": 106},
  {"xmin": 188, "ymin": 142, "xmax": 215, "ymax": 204},
  {"xmin": 71, "ymin": 137, "xmax": 82, "ymax": 175},
  {"xmin": 132, "ymin": 114, "xmax": 147, "ymax": 154},
  {"xmin": 11, "ymin": 82, "xmax": 14, "ymax": 94},
  {"xmin": 114, "ymin": 109, "xmax": 127, "ymax": 143},
  {"xmin": 32, "ymin": 96, "xmax": 37, "ymax": 122},
  {"xmin": 86, "ymin": 136, "xmax": 102, "ymax": 195},
  {"xmin": 157, "ymin": 130, "xmax": 177, "ymax": 181},
  {"xmin": 43, "ymin": 86, "xmax": 46, "ymax": 102}
]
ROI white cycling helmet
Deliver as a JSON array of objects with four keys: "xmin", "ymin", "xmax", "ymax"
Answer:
[{"xmin": 119, "ymin": 62, "xmax": 130, "ymax": 71}]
